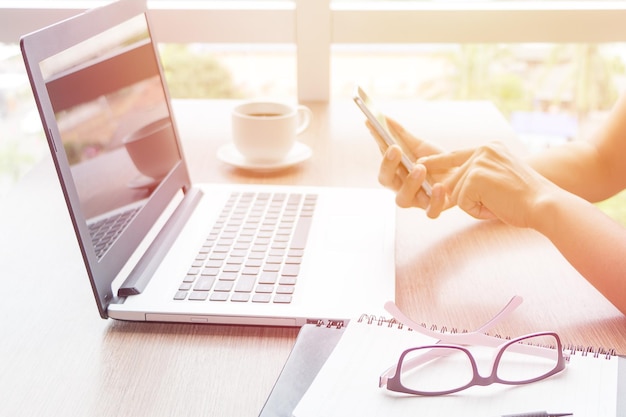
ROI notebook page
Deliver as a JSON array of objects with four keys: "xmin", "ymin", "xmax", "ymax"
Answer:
[{"xmin": 293, "ymin": 319, "xmax": 618, "ymax": 417}]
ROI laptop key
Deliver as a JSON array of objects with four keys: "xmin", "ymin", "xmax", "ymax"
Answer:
[
  {"xmin": 242, "ymin": 266, "xmax": 260, "ymax": 275},
  {"xmin": 194, "ymin": 276, "xmax": 216, "ymax": 291},
  {"xmin": 214, "ymin": 281, "xmax": 234, "ymax": 292},
  {"xmin": 244, "ymin": 259, "xmax": 262, "ymax": 267},
  {"xmin": 218, "ymin": 272, "xmax": 238, "ymax": 281},
  {"xmin": 201, "ymin": 267, "xmax": 220, "ymax": 276},
  {"xmin": 258, "ymin": 272, "xmax": 277, "ymax": 284},
  {"xmin": 276, "ymin": 285, "xmax": 295, "ymax": 294},
  {"xmin": 255, "ymin": 284, "xmax": 275, "ymax": 293},
  {"xmin": 231, "ymin": 293, "xmax": 250, "ymax": 302},
  {"xmin": 273, "ymin": 294, "xmax": 292, "ymax": 304},
  {"xmin": 182, "ymin": 275, "xmax": 196, "ymax": 283},
  {"xmin": 235, "ymin": 275, "xmax": 256, "ymax": 293},
  {"xmin": 290, "ymin": 216, "xmax": 312, "ymax": 250},
  {"xmin": 285, "ymin": 257, "xmax": 302, "ymax": 265},
  {"xmin": 252, "ymin": 294, "xmax": 271, "ymax": 303},
  {"xmin": 281, "ymin": 264, "xmax": 300, "ymax": 276},
  {"xmin": 279, "ymin": 276, "xmax": 297, "ymax": 285},
  {"xmin": 205, "ymin": 259, "xmax": 223, "ymax": 268},
  {"xmin": 226, "ymin": 257, "xmax": 244, "ymax": 265},
  {"xmin": 189, "ymin": 291, "xmax": 209, "ymax": 301},
  {"xmin": 210, "ymin": 292, "xmax": 229, "ymax": 302},
  {"xmin": 263, "ymin": 264, "xmax": 281, "ymax": 272}
]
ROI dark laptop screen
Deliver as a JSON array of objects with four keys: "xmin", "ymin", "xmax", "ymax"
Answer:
[
  {"xmin": 38, "ymin": 14, "xmax": 181, "ymax": 258},
  {"xmin": 40, "ymin": 15, "xmax": 180, "ymax": 222},
  {"xmin": 21, "ymin": 0, "xmax": 196, "ymax": 317}
]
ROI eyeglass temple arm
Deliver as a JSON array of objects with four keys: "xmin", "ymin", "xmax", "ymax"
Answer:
[
  {"xmin": 474, "ymin": 296, "xmax": 524, "ymax": 333},
  {"xmin": 383, "ymin": 295, "xmax": 523, "ymax": 343},
  {"xmin": 379, "ymin": 296, "xmax": 523, "ymax": 388}
]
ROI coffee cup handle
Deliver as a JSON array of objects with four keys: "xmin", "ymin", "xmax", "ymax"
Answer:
[{"xmin": 295, "ymin": 105, "xmax": 313, "ymax": 135}]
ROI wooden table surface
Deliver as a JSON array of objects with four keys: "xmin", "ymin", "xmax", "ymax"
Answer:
[{"xmin": 0, "ymin": 99, "xmax": 624, "ymax": 417}]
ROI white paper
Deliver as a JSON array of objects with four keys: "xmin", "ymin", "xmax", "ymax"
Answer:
[{"xmin": 293, "ymin": 320, "xmax": 618, "ymax": 417}]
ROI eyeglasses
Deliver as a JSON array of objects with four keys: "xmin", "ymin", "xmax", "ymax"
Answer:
[{"xmin": 379, "ymin": 296, "xmax": 569, "ymax": 396}]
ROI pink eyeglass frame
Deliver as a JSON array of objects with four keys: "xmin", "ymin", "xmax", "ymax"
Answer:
[{"xmin": 379, "ymin": 296, "xmax": 570, "ymax": 393}]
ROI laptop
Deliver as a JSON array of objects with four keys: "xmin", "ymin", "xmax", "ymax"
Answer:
[{"xmin": 20, "ymin": 0, "xmax": 395, "ymax": 326}]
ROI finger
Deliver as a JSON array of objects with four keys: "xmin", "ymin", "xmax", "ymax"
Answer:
[
  {"xmin": 451, "ymin": 168, "xmax": 497, "ymax": 221},
  {"xmin": 396, "ymin": 164, "xmax": 429, "ymax": 209},
  {"xmin": 425, "ymin": 183, "xmax": 447, "ymax": 219},
  {"xmin": 444, "ymin": 162, "xmax": 471, "ymax": 208},
  {"xmin": 378, "ymin": 145, "xmax": 404, "ymax": 191},
  {"xmin": 418, "ymin": 148, "xmax": 475, "ymax": 173}
]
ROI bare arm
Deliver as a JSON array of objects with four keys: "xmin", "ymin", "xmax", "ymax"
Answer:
[
  {"xmin": 528, "ymin": 93, "xmax": 626, "ymax": 202},
  {"xmin": 418, "ymin": 141, "xmax": 626, "ymax": 315},
  {"xmin": 522, "ymin": 95, "xmax": 626, "ymax": 314},
  {"xmin": 376, "ymin": 99, "xmax": 626, "ymax": 315},
  {"xmin": 531, "ymin": 187, "xmax": 626, "ymax": 315}
]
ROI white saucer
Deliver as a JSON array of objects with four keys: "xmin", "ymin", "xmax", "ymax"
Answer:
[{"xmin": 217, "ymin": 142, "xmax": 312, "ymax": 172}]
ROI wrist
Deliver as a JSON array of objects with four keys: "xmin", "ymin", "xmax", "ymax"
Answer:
[{"xmin": 528, "ymin": 186, "xmax": 577, "ymax": 236}]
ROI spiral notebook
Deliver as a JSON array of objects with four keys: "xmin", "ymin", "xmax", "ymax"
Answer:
[{"xmin": 260, "ymin": 317, "xmax": 625, "ymax": 417}]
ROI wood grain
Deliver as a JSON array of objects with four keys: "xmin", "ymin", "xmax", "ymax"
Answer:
[{"xmin": 0, "ymin": 99, "xmax": 623, "ymax": 417}]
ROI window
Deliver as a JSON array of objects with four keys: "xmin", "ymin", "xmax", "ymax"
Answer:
[{"xmin": 2, "ymin": 1, "xmax": 626, "ymax": 205}]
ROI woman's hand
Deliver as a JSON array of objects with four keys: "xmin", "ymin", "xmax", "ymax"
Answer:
[
  {"xmin": 372, "ymin": 118, "xmax": 451, "ymax": 217},
  {"xmin": 419, "ymin": 142, "xmax": 558, "ymax": 228},
  {"xmin": 373, "ymin": 118, "xmax": 558, "ymax": 227}
]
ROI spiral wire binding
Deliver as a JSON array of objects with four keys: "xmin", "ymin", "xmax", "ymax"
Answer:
[
  {"xmin": 355, "ymin": 314, "xmax": 617, "ymax": 359},
  {"xmin": 357, "ymin": 314, "xmax": 466, "ymax": 336},
  {"xmin": 312, "ymin": 319, "xmax": 345, "ymax": 329},
  {"xmin": 565, "ymin": 344, "xmax": 617, "ymax": 360}
]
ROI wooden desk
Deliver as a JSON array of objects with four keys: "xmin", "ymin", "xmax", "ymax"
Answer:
[{"xmin": 0, "ymin": 99, "xmax": 624, "ymax": 417}]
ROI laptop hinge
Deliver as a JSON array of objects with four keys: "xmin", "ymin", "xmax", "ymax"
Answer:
[{"xmin": 117, "ymin": 187, "xmax": 203, "ymax": 297}]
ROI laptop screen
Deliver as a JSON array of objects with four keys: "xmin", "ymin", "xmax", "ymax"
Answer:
[
  {"xmin": 41, "ymin": 14, "xmax": 180, "ymax": 226},
  {"xmin": 39, "ymin": 14, "xmax": 182, "ymax": 258},
  {"xmin": 21, "ymin": 1, "xmax": 192, "ymax": 317}
]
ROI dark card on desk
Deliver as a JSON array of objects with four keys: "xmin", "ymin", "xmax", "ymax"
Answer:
[{"xmin": 258, "ymin": 324, "xmax": 346, "ymax": 417}]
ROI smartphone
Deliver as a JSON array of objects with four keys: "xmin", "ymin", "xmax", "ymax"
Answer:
[{"xmin": 353, "ymin": 85, "xmax": 432, "ymax": 196}]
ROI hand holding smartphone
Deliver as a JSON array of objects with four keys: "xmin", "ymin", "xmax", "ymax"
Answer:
[{"xmin": 353, "ymin": 85, "xmax": 432, "ymax": 196}]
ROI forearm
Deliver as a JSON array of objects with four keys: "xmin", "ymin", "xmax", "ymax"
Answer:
[
  {"xmin": 528, "ymin": 93, "xmax": 626, "ymax": 202},
  {"xmin": 531, "ymin": 189, "xmax": 626, "ymax": 315},
  {"xmin": 527, "ymin": 141, "xmax": 612, "ymax": 202}
]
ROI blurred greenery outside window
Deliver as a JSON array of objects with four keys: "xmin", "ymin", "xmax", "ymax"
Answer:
[{"xmin": 3, "ymin": 39, "xmax": 626, "ymax": 223}]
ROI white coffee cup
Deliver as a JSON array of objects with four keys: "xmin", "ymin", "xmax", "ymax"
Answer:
[{"xmin": 231, "ymin": 101, "xmax": 312, "ymax": 163}]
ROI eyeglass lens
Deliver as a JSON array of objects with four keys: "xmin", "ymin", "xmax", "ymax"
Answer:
[
  {"xmin": 400, "ymin": 347, "xmax": 474, "ymax": 394},
  {"xmin": 497, "ymin": 334, "xmax": 561, "ymax": 383},
  {"xmin": 398, "ymin": 334, "xmax": 561, "ymax": 395}
]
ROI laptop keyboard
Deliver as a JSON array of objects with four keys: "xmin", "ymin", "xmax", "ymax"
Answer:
[
  {"xmin": 174, "ymin": 191, "xmax": 317, "ymax": 304},
  {"xmin": 88, "ymin": 206, "xmax": 141, "ymax": 259}
]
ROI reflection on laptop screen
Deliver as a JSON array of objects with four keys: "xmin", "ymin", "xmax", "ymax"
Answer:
[{"xmin": 39, "ymin": 15, "xmax": 181, "ymax": 259}]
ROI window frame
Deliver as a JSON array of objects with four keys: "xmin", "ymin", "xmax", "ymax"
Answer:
[{"xmin": 2, "ymin": 1, "xmax": 626, "ymax": 101}]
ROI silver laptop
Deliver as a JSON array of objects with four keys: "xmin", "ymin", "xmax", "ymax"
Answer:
[{"xmin": 20, "ymin": 0, "xmax": 395, "ymax": 326}]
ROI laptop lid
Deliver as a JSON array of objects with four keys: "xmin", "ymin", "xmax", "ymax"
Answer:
[
  {"xmin": 21, "ymin": 0, "xmax": 191, "ymax": 318},
  {"xmin": 21, "ymin": 0, "xmax": 397, "ymax": 326}
]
